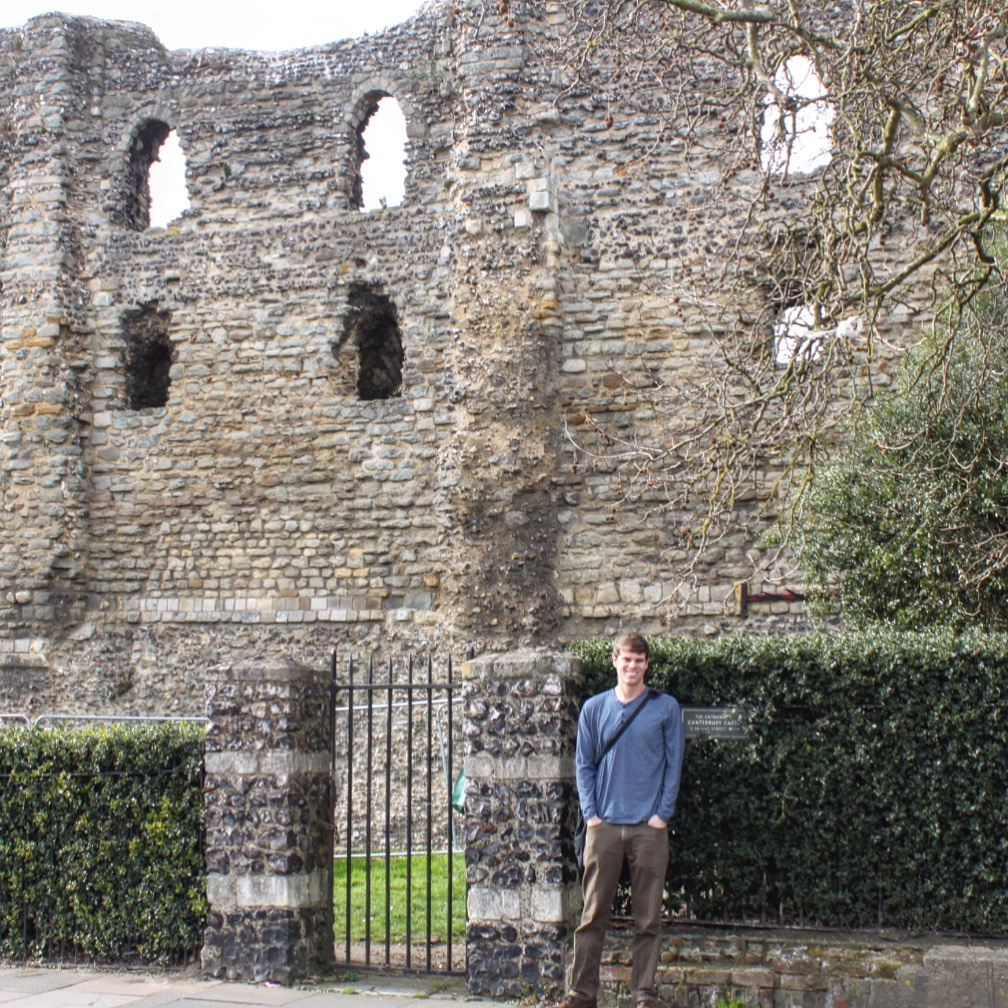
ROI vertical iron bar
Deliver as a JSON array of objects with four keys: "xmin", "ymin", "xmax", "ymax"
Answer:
[
  {"xmin": 425, "ymin": 655, "xmax": 434, "ymax": 971},
  {"xmin": 365, "ymin": 656, "xmax": 375, "ymax": 964},
  {"xmin": 328, "ymin": 651, "xmax": 341, "ymax": 960},
  {"xmin": 49, "ymin": 791, "xmax": 57, "ymax": 959},
  {"xmin": 406, "ymin": 654, "xmax": 414, "ymax": 967},
  {"xmin": 329, "ymin": 650, "xmax": 338, "ymax": 779},
  {"xmin": 384, "ymin": 655, "xmax": 394, "ymax": 965},
  {"xmin": 344, "ymin": 655, "xmax": 355, "ymax": 964},
  {"xmin": 446, "ymin": 654, "xmax": 454, "ymax": 971},
  {"xmin": 22, "ymin": 755, "xmax": 34, "ymax": 955}
]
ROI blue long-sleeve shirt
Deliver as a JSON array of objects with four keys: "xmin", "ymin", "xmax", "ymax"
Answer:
[{"xmin": 576, "ymin": 688, "xmax": 685, "ymax": 824}]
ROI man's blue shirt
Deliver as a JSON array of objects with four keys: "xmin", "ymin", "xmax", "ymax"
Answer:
[{"xmin": 576, "ymin": 687, "xmax": 685, "ymax": 824}]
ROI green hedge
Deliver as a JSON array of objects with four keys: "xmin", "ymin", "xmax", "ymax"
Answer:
[
  {"xmin": 0, "ymin": 722, "xmax": 206, "ymax": 964},
  {"xmin": 574, "ymin": 630, "xmax": 1008, "ymax": 932}
]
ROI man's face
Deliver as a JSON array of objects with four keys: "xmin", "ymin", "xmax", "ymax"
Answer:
[{"xmin": 613, "ymin": 648, "xmax": 649, "ymax": 689}]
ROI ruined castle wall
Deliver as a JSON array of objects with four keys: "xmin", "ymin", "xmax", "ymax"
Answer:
[
  {"xmin": 0, "ymin": 2, "xmax": 871, "ymax": 713},
  {"xmin": 0, "ymin": 4, "xmax": 572, "ymax": 711}
]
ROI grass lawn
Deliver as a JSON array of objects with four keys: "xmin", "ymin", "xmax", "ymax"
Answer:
[{"xmin": 333, "ymin": 851, "xmax": 466, "ymax": 944}]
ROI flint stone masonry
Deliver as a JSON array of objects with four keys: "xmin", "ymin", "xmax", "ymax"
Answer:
[
  {"xmin": 0, "ymin": 0, "xmax": 835, "ymax": 714},
  {"xmin": 462, "ymin": 649, "xmax": 581, "ymax": 997},
  {"xmin": 201, "ymin": 657, "xmax": 334, "ymax": 984}
]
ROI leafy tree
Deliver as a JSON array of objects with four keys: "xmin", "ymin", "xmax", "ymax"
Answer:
[{"xmin": 795, "ymin": 270, "xmax": 1008, "ymax": 629}]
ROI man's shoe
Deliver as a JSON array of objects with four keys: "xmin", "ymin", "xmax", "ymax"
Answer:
[
  {"xmin": 547, "ymin": 994, "xmax": 597, "ymax": 1008},
  {"xmin": 635, "ymin": 995, "xmax": 668, "ymax": 1008}
]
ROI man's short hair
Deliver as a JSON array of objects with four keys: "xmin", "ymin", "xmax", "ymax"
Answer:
[{"xmin": 612, "ymin": 631, "xmax": 650, "ymax": 659}]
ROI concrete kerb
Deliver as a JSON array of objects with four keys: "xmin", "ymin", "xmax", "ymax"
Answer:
[{"xmin": 0, "ymin": 966, "xmax": 485, "ymax": 1008}]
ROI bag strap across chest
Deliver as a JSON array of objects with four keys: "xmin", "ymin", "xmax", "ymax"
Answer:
[{"xmin": 595, "ymin": 687, "xmax": 657, "ymax": 764}]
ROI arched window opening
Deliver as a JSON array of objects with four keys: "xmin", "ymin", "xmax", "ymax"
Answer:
[
  {"xmin": 340, "ymin": 285, "xmax": 403, "ymax": 400},
  {"xmin": 773, "ymin": 304, "xmax": 821, "ymax": 367},
  {"xmin": 149, "ymin": 129, "xmax": 190, "ymax": 228},
  {"xmin": 123, "ymin": 120, "xmax": 190, "ymax": 230},
  {"xmin": 761, "ymin": 55, "xmax": 834, "ymax": 176},
  {"xmin": 352, "ymin": 95, "xmax": 407, "ymax": 212},
  {"xmin": 773, "ymin": 306, "xmax": 863, "ymax": 368},
  {"xmin": 122, "ymin": 302, "xmax": 173, "ymax": 409}
]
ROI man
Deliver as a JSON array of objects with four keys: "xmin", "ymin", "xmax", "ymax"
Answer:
[{"xmin": 552, "ymin": 632, "xmax": 685, "ymax": 1008}]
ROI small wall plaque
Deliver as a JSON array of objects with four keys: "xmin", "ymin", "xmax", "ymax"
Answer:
[{"xmin": 681, "ymin": 706, "xmax": 749, "ymax": 740}]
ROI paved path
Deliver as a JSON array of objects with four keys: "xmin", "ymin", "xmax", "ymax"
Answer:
[{"xmin": 0, "ymin": 967, "xmax": 487, "ymax": 1008}]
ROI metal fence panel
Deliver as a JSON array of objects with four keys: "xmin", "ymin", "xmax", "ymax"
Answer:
[{"xmin": 330, "ymin": 652, "xmax": 465, "ymax": 975}]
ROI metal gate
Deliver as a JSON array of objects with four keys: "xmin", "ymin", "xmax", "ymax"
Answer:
[{"xmin": 329, "ymin": 652, "xmax": 465, "ymax": 974}]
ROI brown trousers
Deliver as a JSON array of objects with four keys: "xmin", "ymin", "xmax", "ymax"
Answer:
[{"xmin": 570, "ymin": 821, "xmax": 669, "ymax": 1000}]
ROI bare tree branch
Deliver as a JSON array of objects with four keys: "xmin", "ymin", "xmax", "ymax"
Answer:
[{"xmin": 535, "ymin": 0, "xmax": 1008, "ymax": 609}]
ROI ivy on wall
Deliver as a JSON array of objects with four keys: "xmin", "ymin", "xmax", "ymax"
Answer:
[
  {"xmin": 0, "ymin": 722, "xmax": 206, "ymax": 964},
  {"xmin": 574, "ymin": 631, "xmax": 1008, "ymax": 932}
]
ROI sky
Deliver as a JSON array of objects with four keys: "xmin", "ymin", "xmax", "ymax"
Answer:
[
  {"xmin": 1, "ymin": 1, "xmax": 427, "ymax": 221},
  {"xmin": 0, "ymin": 2, "xmax": 428, "ymax": 51}
]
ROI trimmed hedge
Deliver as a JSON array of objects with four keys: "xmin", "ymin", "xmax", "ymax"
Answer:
[
  {"xmin": 0, "ymin": 722, "xmax": 206, "ymax": 964},
  {"xmin": 574, "ymin": 630, "xmax": 1008, "ymax": 933}
]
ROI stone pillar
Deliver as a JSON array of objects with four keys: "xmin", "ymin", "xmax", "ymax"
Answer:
[
  {"xmin": 0, "ymin": 15, "xmax": 96, "ymax": 633},
  {"xmin": 201, "ymin": 657, "xmax": 335, "ymax": 984},
  {"xmin": 463, "ymin": 649, "xmax": 582, "ymax": 997}
]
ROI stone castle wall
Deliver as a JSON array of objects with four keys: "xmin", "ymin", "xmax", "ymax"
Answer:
[{"xmin": 0, "ymin": 2, "xmax": 910, "ymax": 712}]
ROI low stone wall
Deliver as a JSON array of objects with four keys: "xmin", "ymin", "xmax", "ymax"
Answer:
[{"xmin": 600, "ymin": 926, "xmax": 1008, "ymax": 1008}]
